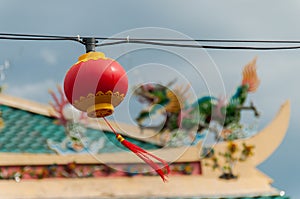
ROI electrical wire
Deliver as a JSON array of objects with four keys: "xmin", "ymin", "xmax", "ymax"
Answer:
[
  {"xmin": 0, "ymin": 33, "xmax": 84, "ymax": 44},
  {"xmin": 1, "ymin": 32, "xmax": 300, "ymax": 50},
  {"xmin": 95, "ymin": 40, "xmax": 300, "ymax": 50},
  {"xmin": 0, "ymin": 36, "xmax": 73, "ymax": 41},
  {"xmin": 3, "ymin": 32, "xmax": 300, "ymax": 44},
  {"xmin": 94, "ymin": 37, "xmax": 300, "ymax": 44},
  {"xmin": 0, "ymin": 32, "xmax": 77, "ymax": 39}
]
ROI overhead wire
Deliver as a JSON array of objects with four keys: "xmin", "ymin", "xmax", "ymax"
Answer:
[
  {"xmin": 0, "ymin": 33, "xmax": 84, "ymax": 44},
  {"xmin": 1, "ymin": 32, "xmax": 300, "ymax": 50},
  {"xmin": 95, "ymin": 40, "xmax": 300, "ymax": 50}
]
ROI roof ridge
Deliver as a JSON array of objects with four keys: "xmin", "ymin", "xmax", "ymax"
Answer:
[{"xmin": 0, "ymin": 93, "xmax": 53, "ymax": 117}]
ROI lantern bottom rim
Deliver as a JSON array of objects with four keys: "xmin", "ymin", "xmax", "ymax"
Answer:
[{"xmin": 87, "ymin": 103, "xmax": 114, "ymax": 118}]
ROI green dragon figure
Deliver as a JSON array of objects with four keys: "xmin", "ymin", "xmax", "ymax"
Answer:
[
  {"xmin": 193, "ymin": 58, "xmax": 260, "ymax": 132},
  {"xmin": 134, "ymin": 58, "xmax": 260, "ymax": 135},
  {"xmin": 134, "ymin": 79, "xmax": 189, "ymax": 132}
]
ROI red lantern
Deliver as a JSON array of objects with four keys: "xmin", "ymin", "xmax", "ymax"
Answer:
[
  {"xmin": 63, "ymin": 51, "xmax": 169, "ymax": 182},
  {"xmin": 64, "ymin": 52, "xmax": 128, "ymax": 118}
]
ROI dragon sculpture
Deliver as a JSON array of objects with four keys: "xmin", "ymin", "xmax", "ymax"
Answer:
[
  {"xmin": 134, "ymin": 79, "xmax": 190, "ymax": 132},
  {"xmin": 134, "ymin": 58, "xmax": 260, "ymax": 138}
]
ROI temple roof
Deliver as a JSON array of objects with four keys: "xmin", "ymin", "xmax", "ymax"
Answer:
[
  {"xmin": 0, "ymin": 94, "xmax": 291, "ymax": 199},
  {"xmin": 0, "ymin": 95, "xmax": 159, "ymax": 154}
]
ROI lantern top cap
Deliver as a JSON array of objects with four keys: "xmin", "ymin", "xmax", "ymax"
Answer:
[
  {"xmin": 77, "ymin": 52, "xmax": 109, "ymax": 63},
  {"xmin": 82, "ymin": 38, "xmax": 97, "ymax": 53}
]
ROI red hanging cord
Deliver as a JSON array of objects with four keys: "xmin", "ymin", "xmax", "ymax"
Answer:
[{"xmin": 102, "ymin": 117, "xmax": 170, "ymax": 182}]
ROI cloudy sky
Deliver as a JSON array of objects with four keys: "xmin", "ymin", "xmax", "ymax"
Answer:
[{"xmin": 0, "ymin": 0, "xmax": 300, "ymax": 197}]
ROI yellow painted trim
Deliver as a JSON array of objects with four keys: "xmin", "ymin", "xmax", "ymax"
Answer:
[
  {"xmin": 0, "ymin": 145, "xmax": 200, "ymax": 165},
  {"xmin": 75, "ymin": 52, "xmax": 112, "ymax": 64}
]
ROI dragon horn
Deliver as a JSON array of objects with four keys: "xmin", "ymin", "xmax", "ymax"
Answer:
[{"xmin": 242, "ymin": 57, "xmax": 260, "ymax": 92}]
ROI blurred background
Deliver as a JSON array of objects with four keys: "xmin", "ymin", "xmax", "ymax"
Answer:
[{"xmin": 0, "ymin": 1, "xmax": 299, "ymax": 197}]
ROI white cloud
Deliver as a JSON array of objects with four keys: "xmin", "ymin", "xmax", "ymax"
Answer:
[
  {"xmin": 6, "ymin": 79, "xmax": 57, "ymax": 103},
  {"xmin": 40, "ymin": 49, "xmax": 57, "ymax": 65}
]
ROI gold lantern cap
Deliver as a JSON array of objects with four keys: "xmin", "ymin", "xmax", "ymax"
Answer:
[{"xmin": 73, "ymin": 91, "xmax": 125, "ymax": 118}]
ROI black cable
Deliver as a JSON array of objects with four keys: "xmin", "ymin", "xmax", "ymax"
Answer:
[
  {"xmin": 2, "ymin": 32, "xmax": 300, "ymax": 50},
  {"xmin": 0, "ymin": 32, "xmax": 75, "ymax": 38},
  {"xmin": 2, "ymin": 32, "xmax": 300, "ymax": 44},
  {"xmin": 0, "ymin": 33, "xmax": 84, "ymax": 44},
  {"xmin": 95, "ymin": 37, "xmax": 300, "ymax": 44},
  {"xmin": 96, "ymin": 40, "xmax": 300, "ymax": 50},
  {"xmin": 0, "ymin": 36, "xmax": 71, "ymax": 41},
  {"xmin": 96, "ymin": 41, "xmax": 128, "ymax": 47}
]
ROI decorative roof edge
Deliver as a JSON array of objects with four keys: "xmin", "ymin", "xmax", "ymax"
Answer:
[
  {"xmin": 0, "ymin": 93, "xmax": 164, "ymax": 146},
  {"xmin": 0, "ymin": 93, "xmax": 53, "ymax": 117}
]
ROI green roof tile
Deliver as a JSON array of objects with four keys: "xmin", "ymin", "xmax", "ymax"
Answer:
[{"xmin": 0, "ymin": 105, "xmax": 160, "ymax": 154}]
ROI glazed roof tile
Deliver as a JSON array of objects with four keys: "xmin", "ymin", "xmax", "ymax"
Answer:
[{"xmin": 0, "ymin": 105, "xmax": 159, "ymax": 154}]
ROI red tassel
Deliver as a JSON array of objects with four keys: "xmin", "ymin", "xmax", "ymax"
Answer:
[
  {"xmin": 103, "ymin": 118, "xmax": 170, "ymax": 182},
  {"xmin": 117, "ymin": 134, "xmax": 170, "ymax": 182}
]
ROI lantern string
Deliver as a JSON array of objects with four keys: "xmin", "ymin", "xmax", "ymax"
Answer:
[
  {"xmin": 102, "ymin": 117, "xmax": 118, "ymax": 136},
  {"xmin": 102, "ymin": 117, "xmax": 170, "ymax": 182}
]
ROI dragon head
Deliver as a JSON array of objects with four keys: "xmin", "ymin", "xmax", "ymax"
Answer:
[
  {"xmin": 134, "ymin": 83, "xmax": 157, "ymax": 104},
  {"xmin": 133, "ymin": 82, "xmax": 171, "ymax": 105}
]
